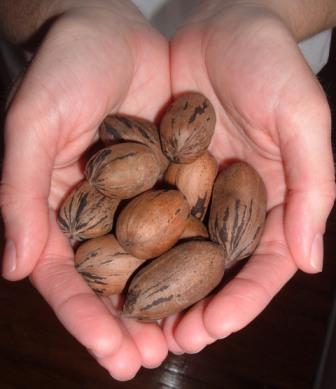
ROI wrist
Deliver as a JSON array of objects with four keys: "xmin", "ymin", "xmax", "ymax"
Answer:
[
  {"xmin": 48, "ymin": 0, "xmax": 140, "ymax": 20},
  {"xmin": 200, "ymin": 0, "xmax": 336, "ymax": 41},
  {"xmin": 251, "ymin": 0, "xmax": 336, "ymax": 41},
  {"xmin": 0, "ymin": 0, "xmax": 142, "ymax": 46}
]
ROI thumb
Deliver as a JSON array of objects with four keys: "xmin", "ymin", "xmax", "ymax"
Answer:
[
  {"xmin": 0, "ymin": 83, "xmax": 58, "ymax": 280},
  {"xmin": 279, "ymin": 86, "xmax": 335, "ymax": 274}
]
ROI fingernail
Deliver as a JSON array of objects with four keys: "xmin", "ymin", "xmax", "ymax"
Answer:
[
  {"xmin": 310, "ymin": 234, "xmax": 323, "ymax": 272},
  {"xmin": 2, "ymin": 240, "xmax": 17, "ymax": 277}
]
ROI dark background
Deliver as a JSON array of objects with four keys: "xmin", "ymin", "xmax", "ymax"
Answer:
[{"xmin": 0, "ymin": 31, "xmax": 336, "ymax": 389}]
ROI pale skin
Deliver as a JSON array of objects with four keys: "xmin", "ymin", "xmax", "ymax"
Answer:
[{"xmin": 0, "ymin": 0, "xmax": 335, "ymax": 381}]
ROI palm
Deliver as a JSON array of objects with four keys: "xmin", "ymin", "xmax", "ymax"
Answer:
[
  {"xmin": 163, "ymin": 13, "xmax": 331, "ymax": 353},
  {"xmin": 43, "ymin": 15, "xmax": 170, "ymax": 210},
  {"xmin": 171, "ymin": 17, "xmax": 326, "ymax": 207}
]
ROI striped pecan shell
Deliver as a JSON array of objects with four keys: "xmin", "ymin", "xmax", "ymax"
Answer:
[
  {"xmin": 99, "ymin": 114, "xmax": 168, "ymax": 172},
  {"xmin": 57, "ymin": 181, "xmax": 119, "ymax": 241},
  {"xmin": 164, "ymin": 151, "xmax": 218, "ymax": 220},
  {"xmin": 116, "ymin": 189, "xmax": 190, "ymax": 260},
  {"xmin": 123, "ymin": 240, "xmax": 225, "ymax": 321},
  {"xmin": 208, "ymin": 162, "xmax": 267, "ymax": 268},
  {"xmin": 75, "ymin": 234, "xmax": 144, "ymax": 296},
  {"xmin": 85, "ymin": 142, "xmax": 161, "ymax": 199},
  {"xmin": 160, "ymin": 92, "xmax": 216, "ymax": 163}
]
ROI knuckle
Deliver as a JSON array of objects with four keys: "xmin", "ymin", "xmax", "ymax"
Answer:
[
  {"xmin": 5, "ymin": 78, "xmax": 62, "ymax": 138},
  {"xmin": 314, "ymin": 181, "xmax": 336, "ymax": 218}
]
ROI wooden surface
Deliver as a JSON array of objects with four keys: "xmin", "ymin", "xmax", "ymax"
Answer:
[{"xmin": 1, "ymin": 33, "xmax": 336, "ymax": 389}]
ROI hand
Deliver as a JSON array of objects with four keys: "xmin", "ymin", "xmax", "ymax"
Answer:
[
  {"xmin": 163, "ymin": 1, "xmax": 335, "ymax": 354},
  {"xmin": 1, "ymin": 1, "xmax": 170, "ymax": 380}
]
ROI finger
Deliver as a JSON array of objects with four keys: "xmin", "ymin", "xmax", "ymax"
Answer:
[
  {"xmin": 106, "ymin": 295, "xmax": 168, "ymax": 369},
  {"xmin": 203, "ymin": 205, "xmax": 297, "ymax": 338},
  {"xmin": 162, "ymin": 313, "xmax": 185, "ymax": 355},
  {"xmin": 120, "ymin": 316, "xmax": 168, "ymax": 369},
  {"xmin": 97, "ymin": 297, "xmax": 147, "ymax": 379},
  {"xmin": 30, "ymin": 215, "xmax": 144, "ymax": 379},
  {"xmin": 176, "ymin": 299, "xmax": 216, "ymax": 354},
  {"xmin": 163, "ymin": 209, "xmax": 296, "ymax": 352},
  {"xmin": 278, "ymin": 81, "xmax": 335, "ymax": 274},
  {"xmin": 162, "ymin": 299, "xmax": 216, "ymax": 354},
  {"xmin": 97, "ymin": 334, "xmax": 142, "ymax": 381},
  {"xmin": 174, "ymin": 206, "xmax": 297, "ymax": 340}
]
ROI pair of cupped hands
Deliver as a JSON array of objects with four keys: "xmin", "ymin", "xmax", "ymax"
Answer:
[{"xmin": 1, "ymin": 0, "xmax": 335, "ymax": 381}]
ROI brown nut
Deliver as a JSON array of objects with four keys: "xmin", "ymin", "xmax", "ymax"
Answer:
[
  {"xmin": 57, "ymin": 181, "xmax": 119, "ymax": 241},
  {"xmin": 160, "ymin": 92, "xmax": 216, "ymax": 163},
  {"xmin": 180, "ymin": 215, "xmax": 209, "ymax": 240},
  {"xmin": 85, "ymin": 142, "xmax": 161, "ymax": 199},
  {"xmin": 99, "ymin": 114, "xmax": 169, "ymax": 172},
  {"xmin": 116, "ymin": 189, "xmax": 190, "ymax": 260},
  {"xmin": 164, "ymin": 151, "xmax": 218, "ymax": 220},
  {"xmin": 75, "ymin": 235, "xmax": 145, "ymax": 296},
  {"xmin": 209, "ymin": 162, "xmax": 267, "ymax": 268},
  {"xmin": 123, "ymin": 241, "xmax": 225, "ymax": 321}
]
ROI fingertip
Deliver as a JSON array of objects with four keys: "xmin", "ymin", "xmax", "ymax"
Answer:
[
  {"xmin": 110, "ymin": 369, "xmax": 139, "ymax": 382},
  {"xmin": 122, "ymin": 317, "xmax": 168, "ymax": 369},
  {"xmin": 80, "ymin": 312, "xmax": 125, "ymax": 361},
  {"xmin": 173, "ymin": 300, "xmax": 215, "ymax": 354},
  {"xmin": 143, "ymin": 350, "xmax": 168, "ymax": 370},
  {"xmin": 100, "ymin": 339, "xmax": 142, "ymax": 381},
  {"xmin": 89, "ymin": 328, "xmax": 124, "ymax": 360},
  {"xmin": 141, "ymin": 337, "xmax": 168, "ymax": 369},
  {"xmin": 203, "ymin": 279, "xmax": 260, "ymax": 339},
  {"xmin": 108, "ymin": 360, "xmax": 141, "ymax": 382},
  {"xmin": 203, "ymin": 296, "xmax": 234, "ymax": 340}
]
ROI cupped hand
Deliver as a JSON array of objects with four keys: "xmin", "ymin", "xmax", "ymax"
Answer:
[
  {"xmin": 1, "ymin": 1, "xmax": 170, "ymax": 380},
  {"xmin": 163, "ymin": 1, "xmax": 335, "ymax": 354}
]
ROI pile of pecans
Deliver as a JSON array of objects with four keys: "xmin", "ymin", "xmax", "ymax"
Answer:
[{"xmin": 57, "ymin": 92, "xmax": 267, "ymax": 321}]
